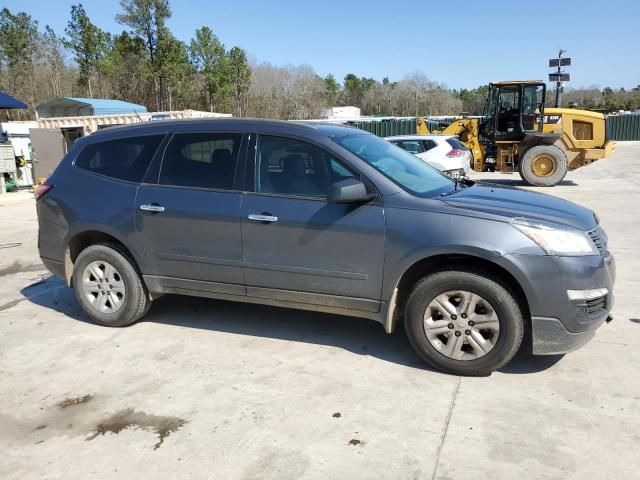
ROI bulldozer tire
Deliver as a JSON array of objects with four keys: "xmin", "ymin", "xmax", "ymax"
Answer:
[{"xmin": 518, "ymin": 145, "xmax": 568, "ymax": 187}]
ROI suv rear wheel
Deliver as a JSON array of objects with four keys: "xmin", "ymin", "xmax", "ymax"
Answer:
[
  {"xmin": 404, "ymin": 269, "xmax": 524, "ymax": 375},
  {"xmin": 73, "ymin": 243, "xmax": 151, "ymax": 327}
]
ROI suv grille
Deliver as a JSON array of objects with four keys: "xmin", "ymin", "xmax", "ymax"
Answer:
[{"xmin": 588, "ymin": 226, "xmax": 608, "ymax": 256}]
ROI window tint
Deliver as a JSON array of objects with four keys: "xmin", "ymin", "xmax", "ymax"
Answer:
[
  {"xmin": 160, "ymin": 132, "xmax": 242, "ymax": 190},
  {"xmin": 446, "ymin": 138, "xmax": 468, "ymax": 151},
  {"xmin": 396, "ymin": 140, "xmax": 423, "ymax": 154},
  {"xmin": 423, "ymin": 139, "xmax": 437, "ymax": 151},
  {"xmin": 75, "ymin": 135, "xmax": 164, "ymax": 182},
  {"xmin": 256, "ymin": 135, "xmax": 356, "ymax": 197}
]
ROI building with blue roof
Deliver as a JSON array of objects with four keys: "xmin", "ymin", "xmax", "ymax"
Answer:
[{"xmin": 36, "ymin": 97, "xmax": 147, "ymax": 118}]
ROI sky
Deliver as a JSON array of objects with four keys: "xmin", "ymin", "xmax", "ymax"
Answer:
[{"xmin": 3, "ymin": 0, "xmax": 639, "ymax": 90}]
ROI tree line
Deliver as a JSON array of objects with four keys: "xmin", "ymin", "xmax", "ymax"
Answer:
[{"xmin": 1, "ymin": 1, "xmax": 639, "ymax": 121}]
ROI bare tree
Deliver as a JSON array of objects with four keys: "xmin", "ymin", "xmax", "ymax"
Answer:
[
  {"xmin": 38, "ymin": 26, "xmax": 66, "ymax": 98},
  {"xmin": 246, "ymin": 63, "xmax": 326, "ymax": 119}
]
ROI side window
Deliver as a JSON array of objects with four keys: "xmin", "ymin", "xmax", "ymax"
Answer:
[
  {"xmin": 498, "ymin": 87, "xmax": 520, "ymax": 112},
  {"xmin": 522, "ymin": 84, "xmax": 543, "ymax": 115},
  {"xmin": 446, "ymin": 138, "xmax": 468, "ymax": 150},
  {"xmin": 397, "ymin": 140, "xmax": 423, "ymax": 154},
  {"xmin": 422, "ymin": 140, "xmax": 437, "ymax": 151},
  {"xmin": 522, "ymin": 84, "xmax": 544, "ymax": 131},
  {"xmin": 330, "ymin": 158, "xmax": 353, "ymax": 179},
  {"xmin": 160, "ymin": 132, "xmax": 242, "ymax": 190},
  {"xmin": 256, "ymin": 135, "xmax": 356, "ymax": 197},
  {"xmin": 75, "ymin": 135, "xmax": 164, "ymax": 183}
]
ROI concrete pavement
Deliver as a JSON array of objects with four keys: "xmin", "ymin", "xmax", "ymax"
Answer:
[{"xmin": 1, "ymin": 143, "xmax": 639, "ymax": 479}]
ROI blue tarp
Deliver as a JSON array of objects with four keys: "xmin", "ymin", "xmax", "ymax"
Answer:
[
  {"xmin": 0, "ymin": 91, "xmax": 27, "ymax": 109},
  {"xmin": 36, "ymin": 97, "xmax": 147, "ymax": 118}
]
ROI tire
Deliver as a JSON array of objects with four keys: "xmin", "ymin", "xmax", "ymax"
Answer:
[
  {"xmin": 73, "ymin": 243, "xmax": 151, "ymax": 327},
  {"xmin": 518, "ymin": 145, "xmax": 568, "ymax": 186},
  {"xmin": 404, "ymin": 269, "xmax": 524, "ymax": 376}
]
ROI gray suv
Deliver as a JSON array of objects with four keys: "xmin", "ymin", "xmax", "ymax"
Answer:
[{"xmin": 36, "ymin": 119, "xmax": 615, "ymax": 375}]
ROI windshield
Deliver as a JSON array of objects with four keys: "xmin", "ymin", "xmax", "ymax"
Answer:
[{"xmin": 333, "ymin": 134, "xmax": 454, "ymax": 197}]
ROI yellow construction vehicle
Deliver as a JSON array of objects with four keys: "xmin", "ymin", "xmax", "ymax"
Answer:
[{"xmin": 417, "ymin": 81, "xmax": 615, "ymax": 186}]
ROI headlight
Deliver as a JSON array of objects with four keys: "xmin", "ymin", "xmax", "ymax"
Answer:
[{"xmin": 511, "ymin": 218, "xmax": 598, "ymax": 256}]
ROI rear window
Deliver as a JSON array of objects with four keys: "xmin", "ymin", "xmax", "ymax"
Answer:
[
  {"xmin": 75, "ymin": 135, "xmax": 164, "ymax": 183},
  {"xmin": 446, "ymin": 138, "xmax": 469, "ymax": 151}
]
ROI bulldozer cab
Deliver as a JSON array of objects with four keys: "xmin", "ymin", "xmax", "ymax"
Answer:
[{"xmin": 481, "ymin": 81, "xmax": 546, "ymax": 141}]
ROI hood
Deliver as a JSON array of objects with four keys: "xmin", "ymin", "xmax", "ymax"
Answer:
[{"xmin": 441, "ymin": 182, "xmax": 597, "ymax": 231}]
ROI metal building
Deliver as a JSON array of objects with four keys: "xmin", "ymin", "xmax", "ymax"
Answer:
[{"xmin": 36, "ymin": 97, "xmax": 147, "ymax": 119}]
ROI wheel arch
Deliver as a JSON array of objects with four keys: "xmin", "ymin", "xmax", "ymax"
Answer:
[
  {"xmin": 64, "ymin": 227, "xmax": 144, "ymax": 287},
  {"xmin": 386, "ymin": 252, "xmax": 531, "ymax": 334}
]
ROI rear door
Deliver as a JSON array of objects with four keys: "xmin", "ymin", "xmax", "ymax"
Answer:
[
  {"xmin": 135, "ymin": 131, "xmax": 246, "ymax": 295},
  {"xmin": 393, "ymin": 139, "xmax": 424, "ymax": 156},
  {"xmin": 417, "ymin": 138, "xmax": 439, "ymax": 163},
  {"xmin": 240, "ymin": 134, "xmax": 386, "ymax": 312}
]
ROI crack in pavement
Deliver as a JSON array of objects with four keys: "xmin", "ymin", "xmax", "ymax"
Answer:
[
  {"xmin": 593, "ymin": 340, "xmax": 634, "ymax": 347},
  {"xmin": 0, "ymin": 284, "xmax": 68, "ymax": 313},
  {"xmin": 431, "ymin": 376, "xmax": 461, "ymax": 480},
  {"xmin": 0, "ymin": 298, "xmax": 26, "ymax": 312}
]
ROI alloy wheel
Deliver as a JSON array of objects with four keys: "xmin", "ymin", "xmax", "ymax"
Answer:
[
  {"xmin": 423, "ymin": 290, "xmax": 500, "ymax": 360},
  {"xmin": 81, "ymin": 260, "xmax": 126, "ymax": 313}
]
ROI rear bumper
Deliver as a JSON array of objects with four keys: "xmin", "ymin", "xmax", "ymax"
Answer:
[
  {"xmin": 603, "ymin": 140, "xmax": 616, "ymax": 157},
  {"xmin": 583, "ymin": 141, "xmax": 616, "ymax": 160},
  {"xmin": 41, "ymin": 256, "xmax": 65, "ymax": 281}
]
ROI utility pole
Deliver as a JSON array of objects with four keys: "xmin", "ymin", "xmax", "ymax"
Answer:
[{"xmin": 548, "ymin": 50, "xmax": 571, "ymax": 107}]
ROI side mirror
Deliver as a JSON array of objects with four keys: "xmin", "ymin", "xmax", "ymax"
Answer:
[{"xmin": 327, "ymin": 178, "xmax": 373, "ymax": 203}]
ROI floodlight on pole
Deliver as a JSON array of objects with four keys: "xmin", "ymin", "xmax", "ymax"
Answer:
[{"xmin": 548, "ymin": 49, "xmax": 571, "ymax": 107}]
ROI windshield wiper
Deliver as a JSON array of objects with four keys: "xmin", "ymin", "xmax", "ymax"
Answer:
[
  {"xmin": 441, "ymin": 176, "xmax": 460, "ymax": 196},
  {"xmin": 440, "ymin": 176, "xmax": 473, "ymax": 196}
]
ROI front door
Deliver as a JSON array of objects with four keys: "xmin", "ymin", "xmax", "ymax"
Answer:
[
  {"xmin": 135, "ymin": 131, "xmax": 245, "ymax": 295},
  {"xmin": 495, "ymin": 85, "xmax": 523, "ymax": 140},
  {"xmin": 240, "ymin": 134, "xmax": 386, "ymax": 312}
]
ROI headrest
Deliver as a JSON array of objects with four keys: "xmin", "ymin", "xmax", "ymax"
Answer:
[
  {"xmin": 282, "ymin": 154, "xmax": 306, "ymax": 177},
  {"xmin": 211, "ymin": 148, "xmax": 232, "ymax": 164}
]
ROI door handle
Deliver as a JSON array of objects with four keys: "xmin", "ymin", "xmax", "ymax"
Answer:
[
  {"xmin": 248, "ymin": 213, "xmax": 278, "ymax": 223},
  {"xmin": 140, "ymin": 204, "xmax": 165, "ymax": 213}
]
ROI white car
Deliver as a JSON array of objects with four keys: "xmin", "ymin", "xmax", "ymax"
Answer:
[{"xmin": 385, "ymin": 134, "xmax": 472, "ymax": 178}]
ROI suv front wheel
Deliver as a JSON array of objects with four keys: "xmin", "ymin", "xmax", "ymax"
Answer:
[
  {"xmin": 404, "ymin": 269, "xmax": 524, "ymax": 375},
  {"xmin": 73, "ymin": 243, "xmax": 151, "ymax": 327}
]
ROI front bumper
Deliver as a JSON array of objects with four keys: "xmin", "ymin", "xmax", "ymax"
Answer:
[
  {"xmin": 531, "ymin": 312, "xmax": 612, "ymax": 355},
  {"xmin": 504, "ymin": 251, "xmax": 616, "ymax": 355}
]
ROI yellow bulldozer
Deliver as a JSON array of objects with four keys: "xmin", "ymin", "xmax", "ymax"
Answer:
[{"xmin": 417, "ymin": 81, "xmax": 615, "ymax": 186}]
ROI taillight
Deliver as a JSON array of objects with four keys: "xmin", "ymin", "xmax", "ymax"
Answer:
[
  {"xmin": 35, "ymin": 184, "xmax": 53, "ymax": 199},
  {"xmin": 446, "ymin": 149, "xmax": 466, "ymax": 157}
]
